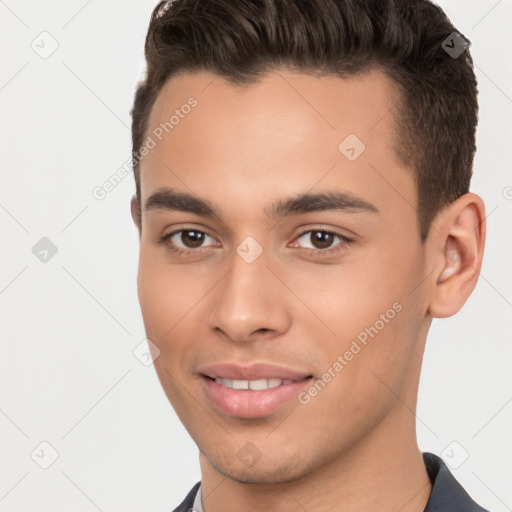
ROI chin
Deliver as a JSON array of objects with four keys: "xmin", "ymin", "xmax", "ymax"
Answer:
[{"xmin": 204, "ymin": 446, "xmax": 314, "ymax": 485}]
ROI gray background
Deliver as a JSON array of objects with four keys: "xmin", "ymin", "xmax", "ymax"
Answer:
[{"xmin": 1, "ymin": 0, "xmax": 511, "ymax": 510}]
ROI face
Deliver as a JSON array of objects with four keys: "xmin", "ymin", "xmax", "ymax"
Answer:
[{"xmin": 133, "ymin": 69, "xmax": 433, "ymax": 483}]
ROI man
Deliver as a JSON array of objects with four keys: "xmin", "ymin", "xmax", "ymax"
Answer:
[{"xmin": 129, "ymin": 0, "xmax": 488, "ymax": 510}]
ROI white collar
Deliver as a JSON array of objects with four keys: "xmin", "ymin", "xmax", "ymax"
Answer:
[{"xmin": 192, "ymin": 483, "xmax": 204, "ymax": 512}]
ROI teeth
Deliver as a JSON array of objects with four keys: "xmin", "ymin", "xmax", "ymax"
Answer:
[
  {"xmin": 214, "ymin": 377, "xmax": 296, "ymax": 390},
  {"xmin": 267, "ymin": 378, "xmax": 282, "ymax": 388},
  {"xmin": 232, "ymin": 379, "xmax": 249, "ymax": 390},
  {"xmin": 249, "ymin": 379, "xmax": 268, "ymax": 390}
]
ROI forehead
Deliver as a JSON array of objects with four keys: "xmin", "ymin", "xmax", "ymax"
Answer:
[{"xmin": 139, "ymin": 68, "xmax": 415, "ymax": 222}]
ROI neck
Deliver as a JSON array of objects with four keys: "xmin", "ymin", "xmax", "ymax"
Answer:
[{"xmin": 199, "ymin": 408, "xmax": 431, "ymax": 512}]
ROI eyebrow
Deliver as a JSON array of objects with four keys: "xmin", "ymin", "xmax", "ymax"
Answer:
[{"xmin": 144, "ymin": 187, "xmax": 379, "ymax": 220}]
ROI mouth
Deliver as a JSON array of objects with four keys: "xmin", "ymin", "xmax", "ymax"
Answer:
[{"xmin": 198, "ymin": 366, "xmax": 314, "ymax": 419}]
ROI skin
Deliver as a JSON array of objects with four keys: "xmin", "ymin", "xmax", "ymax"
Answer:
[{"xmin": 131, "ymin": 68, "xmax": 485, "ymax": 512}]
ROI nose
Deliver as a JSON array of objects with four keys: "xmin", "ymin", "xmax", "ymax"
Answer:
[{"xmin": 207, "ymin": 247, "xmax": 292, "ymax": 344}]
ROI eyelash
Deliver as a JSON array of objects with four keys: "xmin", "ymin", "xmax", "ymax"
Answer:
[{"xmin": 158, "ymin": 226, "xmax": 354, "ymax": 257}]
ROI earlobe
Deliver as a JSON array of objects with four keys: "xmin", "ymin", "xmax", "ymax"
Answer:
[
  {"xmin": 131, "ymin": 195, "xmax": 141, "ymax": 236},
  {"xmin": 428, "ymin": 193, "xmax": 486, "ymax": 318}
]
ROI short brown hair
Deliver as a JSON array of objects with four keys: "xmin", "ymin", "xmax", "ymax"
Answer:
[{"xmin": 131, "ymin": 0, "xmax": 478, "ymax": 241}]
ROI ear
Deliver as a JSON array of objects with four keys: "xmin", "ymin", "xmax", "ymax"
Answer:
[
  {"xmin": 428, "ymin": 193, "xmax": 486, "ymax": 318},
  {"xmin": 131, "ymin": 194, "xmax": 141, "ymax": 237}
]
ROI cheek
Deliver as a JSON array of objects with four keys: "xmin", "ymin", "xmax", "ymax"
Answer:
[
  {"xmin": 291, "ymin": 256, "xmax": 413, "ymax": 348},
  {"xmin": 137, "ymin": 250, "xmax": 184, "ymax": 345},
  {"xmin": 296, "ymin": 301, "xmax": 421, "ymax": 446},
  {"xmin": 136, "ymin": 253, "xmax": 198, "ymax": 407},
  {"xmin": 301, "ymin": 244, "xmax": 425, "ymax": 393},
  {"xmin": 136, "ymin": 249, "xmax": 211, "ymax": 373}
]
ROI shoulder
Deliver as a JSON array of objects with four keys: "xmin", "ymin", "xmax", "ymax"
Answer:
[{"xmin": 422, "ymin": 452, "xmax": 489, "ymax": 512}]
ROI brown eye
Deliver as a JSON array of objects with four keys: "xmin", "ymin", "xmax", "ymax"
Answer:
[
  {"xmin": 295, "ymin": 229, "xmax": 350, "ymax": 252},
  {"xmin": 161, "ymin": 229, "xmax": 217, "ymax": 251},
  {"xmin": 179, "ymin": 230, "xmax": 205, "ymax": 248},
  {"xmin": 309, "ymin": 231, "xmax": 335, "ymax": 249}
]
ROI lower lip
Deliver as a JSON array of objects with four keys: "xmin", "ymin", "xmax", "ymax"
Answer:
[{"xmin": 200, "ymin": 376, "xmax": 312, "ymax": 419}]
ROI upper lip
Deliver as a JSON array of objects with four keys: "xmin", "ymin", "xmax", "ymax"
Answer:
[{"xmin": 199, "ymin": 363, "xmax": 312, "ymax": 381}]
